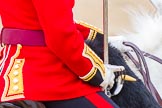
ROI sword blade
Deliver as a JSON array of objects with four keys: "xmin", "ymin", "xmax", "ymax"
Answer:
[{"xmin": 103, "ymin": 0, "xmax": 109, "ymax": 64}]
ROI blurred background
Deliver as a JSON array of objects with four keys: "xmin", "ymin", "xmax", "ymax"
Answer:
[{"xmin": 73, "ymin": 0, "xmax": 155, "ymax": 36}]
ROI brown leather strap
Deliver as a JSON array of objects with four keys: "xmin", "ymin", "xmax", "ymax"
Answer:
[
  {"xmin": 123, "ymin": 41, "xmax": 162, "ymax": 107},
  {"xmin": 143, "ymin": 52, "xmax": 162, "ymax": 64}
]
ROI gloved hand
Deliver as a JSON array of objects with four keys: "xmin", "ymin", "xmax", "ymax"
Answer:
[
  {"xmin": 100, "ymin": 64, "xmax": 125, "ymax": 97},
  {"xmin": 110, "ymin": 74, "xmax": 124, "ymax": 96}
]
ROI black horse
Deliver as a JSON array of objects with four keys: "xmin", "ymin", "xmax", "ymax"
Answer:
[{"xmin": 85, "ymin": 33, "xmax": 161, "ymax": 108}]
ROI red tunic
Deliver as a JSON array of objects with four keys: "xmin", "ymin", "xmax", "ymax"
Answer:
[{"xmin": 0, "ymin": 0, "xmax": 104, "ymax": 102}]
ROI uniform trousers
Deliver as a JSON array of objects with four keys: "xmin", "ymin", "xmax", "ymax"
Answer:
[{"xmin": 43, "ymin": 91, "xmax": 120, "ymax": 108}]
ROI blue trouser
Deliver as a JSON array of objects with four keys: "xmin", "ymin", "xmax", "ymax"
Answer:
[{"xmin": 43, "ymin": 91, "xmax": 120, "ymax": 108}]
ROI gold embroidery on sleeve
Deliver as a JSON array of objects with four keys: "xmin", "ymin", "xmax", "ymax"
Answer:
[
  {"xmin": 77, "ymin": 21, "xmax": 103, "ymax": 34},
  {"xmin": 87, "ymin": 30, "xmax": 97, "ymax": 41},
  {"xmin": 76, "ymin": 21, "xmax": 103, "ymax": 41},
  {"xmin": 79, "ymin": 67, "xmax": 97, "ymax": 81},
  {"xmin": 80, "ymin": 44, "xmax": 105, "ymax": 81}
]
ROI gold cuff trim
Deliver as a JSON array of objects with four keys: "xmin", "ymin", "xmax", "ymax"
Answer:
[
  {"xmin": 81, "ymin": 44, "xmax": 105, "ymax": 81},
  {"xmin": 80, "ymin": 67, "xmax": 97, "ymax": 81}
]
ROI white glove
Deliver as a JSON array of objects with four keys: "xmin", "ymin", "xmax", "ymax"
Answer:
[
  {"xmin": 110, "ymin": 75, "xmax": 124, "ymax": 96},
  {"xmin": 100, "ymin": 64, "xmax": 125, "ymax": 96}
]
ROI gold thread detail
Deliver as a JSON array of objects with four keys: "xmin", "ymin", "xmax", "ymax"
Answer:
[
  {"xmin": 1, "ymin": 44, "xmax": 25, "ymax": 101},
  {"xmin": 80, "ymin": 44, "xmax": 105, "ymax": 81},
  {"xmin": 0, "ymin": 46, "xmax": 11, "ymax": 75},
  {"xmin": 77, "ymin": 21, "xmax": 103, "ymax": 34},
  {"xmin": 87, "ymin": 30, "xmax": 98, "ymax": 41},
  {"xmin": 80, "ymin": 67, "xmax": 97, "ymax": 81},
  {"xmin": 8, "ymin": 59, "xmax": 25, "ymax": 95}
]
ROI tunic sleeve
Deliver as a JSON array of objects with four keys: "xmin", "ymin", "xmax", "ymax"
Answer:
[{"xmin": 32, "ymin": 0, "xmax": 105, "ymax": 84}]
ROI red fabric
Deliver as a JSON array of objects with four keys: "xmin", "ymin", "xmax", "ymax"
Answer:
[
  {"xmin": 0, "ymin": 41, "xmax": 102, "ymax": 102},
  {"xmin": 75, "ymin": 23, "xmax": 90, "ymax": 39},
  {"xmin": 0, "ymin": 0, "xmax": 103, "ymax": 102},
  {"xmin": 85, "ymin": 93, "xmax": 114, "ymax": 108},
  {"xmin": 0, "ymin": 0, "xmax": 92, "ymax": 77}
]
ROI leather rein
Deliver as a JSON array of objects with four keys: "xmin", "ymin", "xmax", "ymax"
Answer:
[{"xmin": 123, "ymin": 41, "xmax": 162, "ymax": 107}]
